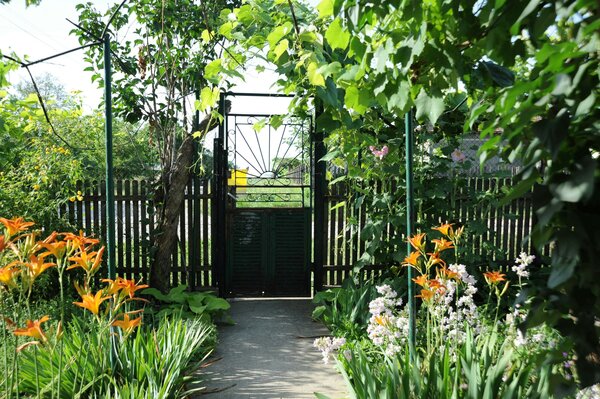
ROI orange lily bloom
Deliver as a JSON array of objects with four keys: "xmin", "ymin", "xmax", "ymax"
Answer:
[
  {"xmin": 23, "ymin": 254, "xmax": 56, "ymax": 282},
  {"xmin": 117, "ymin": 278, "xmax": 149, "ymax": 299},
  {"xmin": 0, "ymin": 217, "xmax": 35, "ymax": 237},
  {"xmin": 101, "ymin": 278, "xmax": 122, "ymax": 296},
  {"xmin": 63, "ymin": 231, "xmax": 100, "ymax": 251},
  {"xmin": 373, "ymin": 315, "xmax": 390, "ymax": 327},
  {"xmin": 13, "ymin": 315, "xmax": 50, "ymax": 342},
  {"xmin": 408, "ymin": 233, "xmax": 426, "ymax": 252},
  {"xmin": 426, "ymin": 252, "xmax": 446, "ymax": 267},
  {"xmin": 74, "ymin": 290, "xmax": 110, "ymax": 315},
  {"xmin": 112, "ymin": 313, "xmax": 142, "ymax": 334},
  {"xmin": 438, "ymin": 266, "xmax": 459, "ymax": 280},
  {"xmin": 412, "ymin": 274, "xmax": 428, "ymax": 287},
  {"xmin": 428, "ymin": 278, "xmax": 446, "ymax": 291},
  {"xmin": 0, "ymin": 264, "xmax": 19, "ymax": 288},
  {"xmin": 39, "ymin": 240, "xmax": 67, "ymax": 260},
  {"xmin": 432, "ymin": 223, "xmax": 453, "ymax": 238},
  {"xmin": 416, "ymin": 288, "xmax": 435, "ymax": 301},
  {"xmin": 68, "ymin": 246, "xmax": 105, "ymax": 276},
  {"xmin": 402, "ymin": 251, "xmax": 421, "ymax": 267},
  {"xmin": 431, "ymin": 238, "xmax": 454, "ymax": 253},
  {"xmin": 483, "ymin": 270, "xmax": 506, "ymax": 284},
  {"xmin": 0, "ymin": 234, "xmax": 8, "ymax": 252}
]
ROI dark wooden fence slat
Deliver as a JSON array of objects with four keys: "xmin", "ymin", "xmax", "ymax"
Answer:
[{"xmin": 132, "ymin": 181, "xmax": 140, "ymax": 280}]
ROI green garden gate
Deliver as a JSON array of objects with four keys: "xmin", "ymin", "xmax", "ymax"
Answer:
[{"xmin": 212, "ymin": 93, "xmax": 315, "ymax": 297}]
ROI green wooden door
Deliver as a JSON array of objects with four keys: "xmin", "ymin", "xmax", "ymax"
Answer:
[{"xmin": 226, "ymin": 208, "xmax": 310, "ymax": 296}]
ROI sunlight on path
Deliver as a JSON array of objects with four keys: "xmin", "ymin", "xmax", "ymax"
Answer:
[{"xmin": 193, "ymin": 299, "xmax": 347, "ymax": 399}]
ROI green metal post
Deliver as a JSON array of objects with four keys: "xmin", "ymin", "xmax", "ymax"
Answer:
[
  {"xmin": 405, "ymin": 110, "xmax": 416, "ymax": 356},
  {"xmin": 104, "ymin": 34, "xmax": 116, "ymax": 280}
]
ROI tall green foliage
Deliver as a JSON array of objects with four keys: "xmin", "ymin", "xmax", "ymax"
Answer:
[{"xmin": 211, "ymin": 0, "xmax": 599, "ymax": 384}]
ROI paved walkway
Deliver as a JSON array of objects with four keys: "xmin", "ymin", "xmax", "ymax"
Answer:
[{"xmin": 195, "ymin": 298, "xmax": 348, "ymax": 398}]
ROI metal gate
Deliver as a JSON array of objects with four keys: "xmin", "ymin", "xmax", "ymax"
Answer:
[{"xmin": 212, "ymin": 93, "xmax": 313, "ymax": 297}]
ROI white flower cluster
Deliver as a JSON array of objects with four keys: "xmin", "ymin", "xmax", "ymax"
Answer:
[
  {"xmin": 506, "ymin": 304, "xmax": 556, "ymax": 350},
  {"xmin": 313, "ymin": 336, "xmax": 346, "ymax": 364},
  {"xmin": 577, "ymin": 383, "xmax": 600, "ymax": 399},
  {"xmin": 436, "ymin": 265, "xmax": 481, "ymax": 344},
  {"xmin": 367, "ymin": 285, "xmax": 408, "ymax": 356},
  {"xmin": 512, "ymin": 252, "xmax": 535, "ymax": 279}
]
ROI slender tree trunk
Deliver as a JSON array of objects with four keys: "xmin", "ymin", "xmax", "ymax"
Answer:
[
  {"xmin": 149, "ymin": 103, "xmax": 228, "ymax": 292},
  {"xmin": 150, "ymin": 134, "xmax": 195, "ymax": 292}
]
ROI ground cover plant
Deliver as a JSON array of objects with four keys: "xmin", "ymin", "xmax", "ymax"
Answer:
[
  {"xmin": 0, "ymin": 217, "xmax": 218, "ymax": 398},
  {"xmin": 313, "ymin": 224, "xmax": 587, "ymax": 398}
]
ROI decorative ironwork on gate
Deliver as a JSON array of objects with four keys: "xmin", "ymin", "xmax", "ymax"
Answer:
[{"xmin": 225, "ymin": 114, "xmax": 311, "ymax": 208}]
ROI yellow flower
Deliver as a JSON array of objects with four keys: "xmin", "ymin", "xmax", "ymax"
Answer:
[
  {"xmin": 0, "ymin": 217, "xmax": 35, "ymax": 237},
  {"xmin": 73, "ymin": 290, "xmax": 110, "ymax": 315},
  {"xmin": 483, "ymin": 270, "xmax": 506, "ymax": 285},
  {"xmin": 32, "ymin": 184, "xmax": 40, "ymax": 191},
  {"xmin": 432, "ymin": 223, "xmax": 453, "ymax": 237},
  {"xmin": 14, "ymin": 315, "xmax": 50, "ymax": 343},
  {"xmin": 112, "ymin": 312, "xmax": 142, "ymax": 334}
]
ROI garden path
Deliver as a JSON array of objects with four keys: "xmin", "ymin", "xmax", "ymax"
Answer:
[{"xmin": 193, "ymin": 298, "xmax": 348, "ymax": 398}]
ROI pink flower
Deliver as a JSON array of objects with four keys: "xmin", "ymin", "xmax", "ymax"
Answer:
[
  {"xmin": 369, "ymin": 145, "xmax": 389, "ymax": 160},
  {"xmin": 451, "ymin": 148, "xmax": 466, "ymax": 163}
]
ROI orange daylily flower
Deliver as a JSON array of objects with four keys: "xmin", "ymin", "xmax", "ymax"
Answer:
[
  {"xmin": 68, "ymin": 246, "xmax": 105, "ymax": 276},
  {"xmin": 39, "ymin": 240, "xmax": 67, "ymax": 260},
  {"xmin": 408, "ymin": 233, "xmax": 426, "ymax": 252},
  {"xmin": 23, "ymin": 254, "xmax": 56, "ymax": 282},
  {"xmin": 428, "ymin": 279, "xmax": 446, "ymax": 291},
  {"xmin": 416, "ymin": 288, "xmax": 435, "ymax": 301},
  {"xmin": 117, "ymin": 278, "xmax": 149, "ymax": 299},
  {"xmin": 74, "ymin": 290, "xmax": 110, "ymax": 315},
  {"xmin": 438, "ymin": 266, "xmax": 459, "ymax": 281},
  {"xmin": 0, "ymin": 264, "xmax": 19, "ymax": 288},
  {"xmin": 0, "ymin": 234, "xmax": 8, "ymax": 252},
  {"xmin": 0, "ymin": 217, "xmax": 35, "ymax": 237},
  {"xmin": 483, "ymin": 270, "xmax": 506, "ymax": 284},
  {"xmin": 13, "ymin": 315, "xmax": 50, "ymax": 342},
  {"xmin": 426, "ymin": 252, "xmax": 446, "ymax": 267},
  {"xmin": 432, "ymin": 223, "xmax": 453, "ymax": 237},
  {"xmin": 431, "ymin": 238, "xmax": 454, "ymax": 253},
  {"xmin": 402, "ymin": 251, "xmax": 421, "ymax": 267},
  {"xmin": 101, "ymin": 278, "xmax": 122, "ymax": 296},
  {"xmin": 63, "ymin": 231, "xmax": 100, "ymax": 251},
  {"xmin": 412, "ymin": 274, "xmax": 428, "ymax": 287},
  {"xmin": 111, "ymin": 312, "xmax": 142, "ymax": 334},
  {"xmin": 374, "ymin": 315, "xmax": 390, "ymax": 327}
]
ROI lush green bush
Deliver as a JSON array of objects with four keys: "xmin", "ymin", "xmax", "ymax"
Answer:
[{"xmin": 314, "ymin": 224, "xmax": 578, "ymax": 398}]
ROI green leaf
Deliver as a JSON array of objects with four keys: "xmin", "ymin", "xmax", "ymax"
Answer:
[
  {"xmin": 317, "ymin": 0, "xmax": 333, "ymax": 18},
  {"xmin": 267, "ymin": 23, "xmax": 292, "ymax": 48},
  {"xmin": 307, "ymin": 62, "xmax": 326, "ymax": 87},
  {"xmin": 319, "ymin": 150, "xmax": 341, "ymax": 162},
  {"xmin": 344, "ymin": 85, "xmax": 369, "ymax": 114},
  {"xmin": 205, "ymin": 59, "xmax": 223, "ymax": 83},
  {"xmin": 549, "ymin": 157, "xmax": 596, "ymax": 203},
  {"xmin": 205, "ymin": 297, "xmax": 231, "ymax": 311},
  {"xmin": 270, "ymin": 115, "xmax": 284, "ymax": 130},
  {"xmin": 253, "ymin": 118, "xmax": 267, "ymax": 132},
  {"xmin": 414, "ymin": 89, "xmax": 445, "ymax": 123},
  {"xmin": 325, "ymin": 18, "xmax": 350, "ymax": 51},
  {"xmin": 481, "ymin": 61, "xmax": 515, "ymax": 87},
  {"xmin": 272, "ymin": 38, "xmax": 289, "ymax": 60},
  {"xmin": 195, "ymin": 86, "xmax": 220, "ymax": 112}
]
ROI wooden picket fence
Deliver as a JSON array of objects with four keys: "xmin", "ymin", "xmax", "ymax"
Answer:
[
  {"xmin": 60, "ymin": 177, "xmax": 212, "ymax": 290},
  {"xmin": 321, "ymin": 177, "xmax": 538, "ymax": 288},
  {"xmin": 60, "ymin": 176, "xmax": 537, "ymax": 291}
]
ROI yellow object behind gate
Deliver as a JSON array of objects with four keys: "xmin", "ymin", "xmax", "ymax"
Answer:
[{"xmin": 228, "ymin": 168, "xmax": 248, "ymax": 192}]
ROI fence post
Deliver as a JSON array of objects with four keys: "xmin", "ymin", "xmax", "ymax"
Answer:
[
  {"xmin": 405, "ymin": 110, "xmax": 416, "ymax": 357},
  {"xmin": 313, "ymin": 100, "xmax": 326, "ymax": 293}
]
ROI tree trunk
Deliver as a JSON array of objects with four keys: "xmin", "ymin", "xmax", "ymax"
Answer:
[
  {"xmin": 149, "ymin": 104, "xmax": 228, "ymax": 292},
  {"xmin": 149, "ymin": 134, "xmax": 195, "ymax": 292}
]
